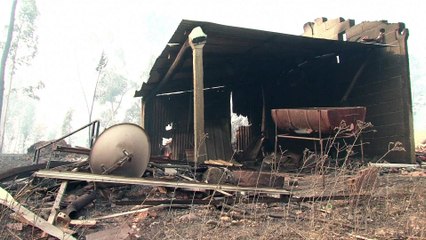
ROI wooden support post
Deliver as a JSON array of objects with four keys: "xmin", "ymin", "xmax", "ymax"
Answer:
[
  {"xmin": 261, "ymin": 85, "xmax": 266, "ymax": 134},
  {"xmin": 274, "ymin": 122, "xmax": 278, "ymax": 165},
  {"xmin": 189, "ymin": 27, "xmax": 207, "ymax": 164},
  {"xmin": 140, "ymin": 100, "xmax": 145, "ymax": 128}
]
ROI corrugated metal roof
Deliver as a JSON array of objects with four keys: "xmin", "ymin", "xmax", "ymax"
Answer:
[{"xmin": 135, "ymin": 19, "xmax": 378, "ymax": 98}]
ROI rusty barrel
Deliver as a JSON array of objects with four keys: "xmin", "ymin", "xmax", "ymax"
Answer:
[{"xmin": 271, "ymin": 107, "xmax": 366, "ymax": 134}]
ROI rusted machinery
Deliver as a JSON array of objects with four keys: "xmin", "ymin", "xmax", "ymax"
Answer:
[
  {"xmin": 271, "ymin": 107, "xmax": 367, "ymax": 158},
  {"xmin": 271, "ymin": 107, "xmax": 366, "ymax": 134},
  {"xmin": 89, "ymin": 123, "xmax": 151, "ymax": 177}
]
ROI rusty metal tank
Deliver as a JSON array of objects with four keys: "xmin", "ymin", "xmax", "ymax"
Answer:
[
  {"xmin": 89, "ymin": 123, "xmax": 150, "ymax": 177},
  {"xmin": 271, "ymin": 107, "xmax": 366, "ymax": 134}
]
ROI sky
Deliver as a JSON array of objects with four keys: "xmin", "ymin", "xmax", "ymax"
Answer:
[{"xmin": 1, "ymin": 0, "xmax": 426, "ymax": 151}]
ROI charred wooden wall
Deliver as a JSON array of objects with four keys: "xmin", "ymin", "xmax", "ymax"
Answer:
[
  {"xmin": 144, "ymin": 88, "xmax": 232, "ymax": 160},
  {"xmin": 346, "ymin": 22, "xmax": 414, "ymax": 162},
  {"xmin": 235, "ymin": 126, "xmax": 255, "ymax": 152},
  {"xmin": 303, "ymin": 18, "xmax": 414, "ymax": 162}
]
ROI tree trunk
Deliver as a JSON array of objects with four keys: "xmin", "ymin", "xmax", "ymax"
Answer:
[
  {"xmin": 0, "ymin": 29, "xmax": 21, "ymax": 153},
  {"xmin": 0, "ymin": 0, "xmax": 18, "ymax": 153}
]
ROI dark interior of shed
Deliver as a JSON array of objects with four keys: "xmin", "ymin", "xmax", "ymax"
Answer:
[
  {"xmin": 228, "ymin": 48, "xmax": 371, "ymax": 160},
  {"xmin": 145, "ymin": 44, "xmax": 372, "ymax": 161}
]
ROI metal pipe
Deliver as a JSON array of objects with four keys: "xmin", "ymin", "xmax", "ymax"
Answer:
[{"xmin": 65, "ymin": 191, "xmax": 97, "ymax": 219}]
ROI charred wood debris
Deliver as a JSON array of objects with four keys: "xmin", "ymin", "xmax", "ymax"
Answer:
[{"xmin": 0, "ymin": 123, "xmax": 425, "ymax": 239}]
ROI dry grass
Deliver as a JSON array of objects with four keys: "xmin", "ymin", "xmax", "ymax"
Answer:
[
  {"xmin": 1, "ymin": 121, "xmax": 425, "ymax": 239},
  {"xmin": 1, "ymin": 170, "xmax": 425, "ymax": 240}
]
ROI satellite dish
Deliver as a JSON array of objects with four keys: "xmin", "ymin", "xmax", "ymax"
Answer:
[{"xmin": 89, "ymin": 123, "xmax": 151, "ymax": 177}]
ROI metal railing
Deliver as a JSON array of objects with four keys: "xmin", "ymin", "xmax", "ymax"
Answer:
[{"xmin": 33, "ymin": 120, "xmax": 100, "ymax": 164}]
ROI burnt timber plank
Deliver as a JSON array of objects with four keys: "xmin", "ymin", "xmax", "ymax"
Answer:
[
  {"xmin": 233, "ymin": 170, "xmax": 285, "ymax": 188},
  {"xmin": 34, "ymin": 170, "xmax": 291, "ymax": 195}
]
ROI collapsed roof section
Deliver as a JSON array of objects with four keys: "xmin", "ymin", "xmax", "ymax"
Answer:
[{"xmin": 135, "ymin": 19, "xmax": 378, "ymax": 99}]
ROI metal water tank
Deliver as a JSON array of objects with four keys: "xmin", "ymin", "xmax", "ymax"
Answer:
[{"xmin": 89, "ymin": 123, "xmax": 150, "ymax": 177}]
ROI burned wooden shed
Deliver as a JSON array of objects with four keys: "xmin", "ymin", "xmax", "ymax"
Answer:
[{"xmin": 135, "ymin": 18, "xmax": 414, "ymax": 163}]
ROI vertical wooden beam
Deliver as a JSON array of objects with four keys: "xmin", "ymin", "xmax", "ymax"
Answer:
[
  {"xmin": 140, "ymin": 99, "xmax": 145, "ymax": 128},
  {"xmin": 261, "ymin": 85, "xmax": 266, "ymax": 134},
  {"xmin": 189, "ymin": 27, "xmax": 207, "ymax": 164}
]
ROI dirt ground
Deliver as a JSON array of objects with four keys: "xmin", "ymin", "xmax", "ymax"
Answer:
[
  {"xmin": 81, "ymin": 173, "xmax": 426, "ymax": 240},
  {"xmin": 1, "ymin": 152, "xmax": 425, "ymax": 240}
]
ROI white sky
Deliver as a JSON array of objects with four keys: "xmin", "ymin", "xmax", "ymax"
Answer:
[{"xmin": 1, "ymin": 0, "xmax": 426, "ymax": 149}]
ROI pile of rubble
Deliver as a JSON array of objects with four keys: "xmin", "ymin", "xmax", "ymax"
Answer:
[
  {"xmin": 1, "ymin": 151, "xmax": 425, "ymax": 239},
  {"xmin": 416, "ymin": 142, "xmax": 426, "ymax": 166}
]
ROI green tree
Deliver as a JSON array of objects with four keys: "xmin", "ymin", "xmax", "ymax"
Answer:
[
  {"xmin": 20, "ymin": 103, "xmax": 35, "ymax": 152},
  {"xmin": 61, "ymin": 109, "xmax": 74, "ymax": 144},
  {"xmin": 0, "ymin": 0, "xmax": 18, "ymax": 152},
  {"xmin": 0, "ymin": 0, "xmax": 39, "ymax": 152},
  {"xmin": 124, "ymin": 101, "xmax": 141, "ymax": 124},
  {"xmin": 88, "ymin": 51, "xmax": 107, "ymax": 124},
  {"xmin": 1, "ymin": 89, "xmax": 41, "ymax": 153},
  {"xmin": 97, "ymin": 69, "xmax": 128, "ymax": 127}
]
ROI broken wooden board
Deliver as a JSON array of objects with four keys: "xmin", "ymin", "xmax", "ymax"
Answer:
[
  {"xmin": 91, "ymin": 204, "xmax": 187, "ymax": 220},
  {"xmin": 205, "ymin": 159, "xmax": 242, "ymax": 167},
  {"xmin": 179, "ymin": 172, "xmax": 232, "ymax": 196},
  {"xmin": 34, "ymin": 170, "xmax": 291, "ymax": 195},
  {"xmin": 232, "ymin": 170, "xmax": 285, "ymax": 188},
  {"xmin": 369, "ymin": 163, "xmax": 425, "ymax": 169},
  {"xmin": 202, "ymin": 167, "xmax": 234, "ymax": 185},
  {"xmin": 0, "ymin": 186, "xmax": 76, "ymax": 240},
  {"xmin": 69, "ymin": 219, "xmax": 97, "ymax": 227}
]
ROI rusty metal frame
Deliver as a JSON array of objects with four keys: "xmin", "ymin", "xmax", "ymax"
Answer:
[
  {"xmin": 33, "ymin": 120, "xmax": 100, "ymax": 165},
  {"xmin": 274, "ymin": 110, "xmax": 364, "ymax": 162}
]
